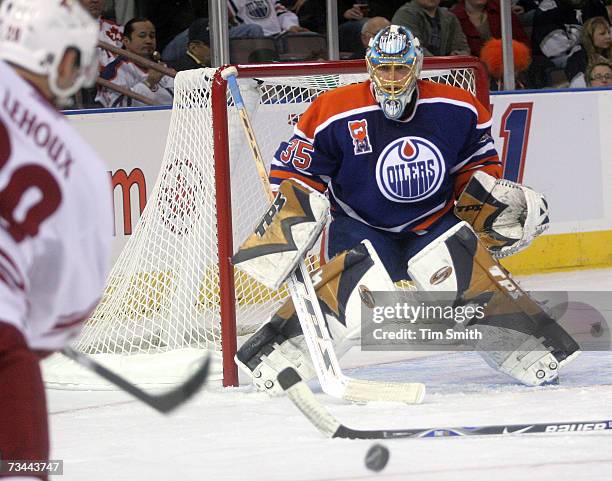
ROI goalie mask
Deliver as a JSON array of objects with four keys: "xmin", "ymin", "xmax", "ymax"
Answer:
[
  {"xmin": 366, "ymin": 25, "xmax": 423, "ymax": 120},
  {"xmin": 0, "ymin": 0, "xmax": 99, "ymax": 99}
]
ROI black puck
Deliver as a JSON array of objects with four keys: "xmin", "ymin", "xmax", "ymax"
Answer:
[{"xmin": 365, "ymin": 443, "xmax": 389, "ymax": 472}]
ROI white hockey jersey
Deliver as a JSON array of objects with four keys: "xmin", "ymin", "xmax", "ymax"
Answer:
[
  {"xmin": 98, "ymin": 17, "xmax": 124, "ymax": 68},
  {"xmin": 228, "ymin": 0, "xmax": 300, "ymax": 36},
  {"xmin": 0, "ymin": 61, "xmax": 113, "ymax": 351},
  {"xmin": 96, "ymin": 57, "xmax": 174, "ymax": 108}
]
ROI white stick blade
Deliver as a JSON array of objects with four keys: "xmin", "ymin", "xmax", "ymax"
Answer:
[
  {"xmin": 278, "ymin": 368, "xmax": 340, "ymax": 437},
  {"xmin": 343, "ymin": 379, "xmax": 426, "ymax": 404}
]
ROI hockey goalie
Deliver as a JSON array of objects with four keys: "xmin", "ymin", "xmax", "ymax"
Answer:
[{"xmin": 232, "ymin": 25, "xmax": 580, "ymax": 396}]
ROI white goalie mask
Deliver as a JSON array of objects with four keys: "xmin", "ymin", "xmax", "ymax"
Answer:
[
  {"xmin": 0, "ymin": 0, "xmax": 99, "ymax": 99},
  {"xmin": 366, "ymin": 25, "xmax": 424, "ymax": 120}
]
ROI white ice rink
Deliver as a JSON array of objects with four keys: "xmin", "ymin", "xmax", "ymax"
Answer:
[{"xmin": 46, "ymin": 269, "xmax": 612, "ymax": 481}]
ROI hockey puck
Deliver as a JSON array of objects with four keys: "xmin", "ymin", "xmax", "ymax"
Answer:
[{"xmin": 365, "ymin": 443, "xmax": 389, "ymax": 472}]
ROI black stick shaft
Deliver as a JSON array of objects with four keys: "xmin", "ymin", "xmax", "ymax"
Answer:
[
  {"xmin": 61, "ymin": 347, "xmax": 210, "ymax": 414},
  {"xmin": 335, "ymin": 420, "xmax": 612, "ymax": 439}
]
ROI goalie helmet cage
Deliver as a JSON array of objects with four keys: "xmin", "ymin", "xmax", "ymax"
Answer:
[{"xmin": 42, "ymin": 58, "xmax": 489, "ymax": 390}]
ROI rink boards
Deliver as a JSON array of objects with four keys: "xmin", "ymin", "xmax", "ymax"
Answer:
[{"xmin": 65, "ymin": 87, "xmax": 612, "ymax": 275}]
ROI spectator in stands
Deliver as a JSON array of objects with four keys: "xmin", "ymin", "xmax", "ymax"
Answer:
[
  {"xmin": 168, "ymin": 18, "xmax": 212, "ymax": 71},
  {"xmin": 81, "ymin": 0, "xmax": 124, "ymax": 68},
  {"xmin": 227, "ymin": 8, "xmax": 266, "ymax": 37},
  {"xmin": 511, "ymin": 0, "xmax": 542, "ymax": 25},
  {"xmin": 374, "ymin": 0, "xmax": 412, "ymax": 20},
  {"xmin": 337, "ymin": 1, "xmax": 368, "ymax": 55},
  {"xmin": 606, "ymin": 0, "xmax": 612, "ymax": 19},
  {"xmin": 349, "ymin": 16, "xmax": 391, "ymax": 59},
  {"xmin": 139, "ymin": 0, "xmax": 208, "ymax": 52},
  {"xmin": 228, "ymin": 0, "xmax": 310, "ymax": 37},
  {"xmin": 77, "ymin": 0, "xmax": 124, "ymax": 108},
  {"xmin": 451, "ymin": 0, "xmax": 530, "ymax": 57},
  {"xmin": 391, "ymin": 0, "xmax": 470, "ymax": 56},
  {"xmin": 337, "ymin": 1, "xmax": 406, "ymax": 55},
  {"xmin": 480, "ymin": 38, "xmax": 532, "ymax": 90},
  {"xmin": 112, "ymin": 0, "xmax": 136, "ymax": 25},
  {"xmin": 162, "ymin": 8, "xmax": 265, "ymax": 63},
  {"xmin": 96, "ymin": 17, "xmax": 174, "ymax": 108},
  {"xmin": 586, "ymin": 58, "xmax": 612, "ymax": 85},
  {"xmin": 532, "ymin": 0, "xmax": 608, "ymax": 69},
  {"xmin": 362, "ymin": 16, "xmax": 392, "ymax": 47},
  {"xmin": 282, "ymin": 0, "xmax": 326, "ymax": 33},
  {"xmin": 566, "ymin": 16, "xmax": 612, "ymax": 86}
]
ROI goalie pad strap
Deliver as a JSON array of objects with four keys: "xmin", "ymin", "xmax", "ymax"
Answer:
[{"xmin": 232, "ymin": 179, "xmax": 329, "ymax": 290}]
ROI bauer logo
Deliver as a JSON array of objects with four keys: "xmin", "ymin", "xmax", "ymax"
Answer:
[
  {"xmin": 545, "ymin": 423, "xmax": 608, "ymax": 432},
  {"xmin": 376, "ymin": 137, "xmax": 445, "ymax": 203}
]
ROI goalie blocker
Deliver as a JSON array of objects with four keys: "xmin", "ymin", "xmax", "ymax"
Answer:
[
  {"xmin": 235, "ymin": 240, "xmax": 396, "ymax": 395},
  {"xmin": 407, "ymin": 221, "xmax": 580, "ymax": 386},
  {"xmin": 232, "ymin": 178, "xmax": 329, "ymax": 290}
]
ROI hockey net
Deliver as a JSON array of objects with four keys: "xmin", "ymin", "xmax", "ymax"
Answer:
[{"xmin": 42, "ymin": 59, "xmax": 489, "ymax": 389}]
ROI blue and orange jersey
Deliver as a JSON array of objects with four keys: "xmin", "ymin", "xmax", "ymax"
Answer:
[{"xmin": 269, "ymin": 79, "xmax": 502, "ymax": 234}]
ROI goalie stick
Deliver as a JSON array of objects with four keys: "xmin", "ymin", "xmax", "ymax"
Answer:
[
  {"xmin": 61, "ymin": 347, "xmax": 210, "ymax": 414},
  {"xmin": 222, "ymin": 67, "xmax": 424, "ymax": 404},
  {"xmin": 278, "ymin": 367, "xmax": 612, "ymax": 439}
]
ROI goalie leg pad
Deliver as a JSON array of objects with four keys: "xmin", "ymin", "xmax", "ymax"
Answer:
[
  {"xmin": 407, "ymin": 221, "xmax": 579, "ymax": 386},
  {"xmin": 232, "ymin": 179, "xmax": 329, "ymax": 290},
  {"xmin": 455, "ymin": 170, "xmax": 549, "ymax": 258},
  {"xmin": 236, "ymin": 240, "xmax": 396, "ymax": 394},
  {"xmin": 235, "ymin": 312, "xmax": 315, "ymax": 395}
]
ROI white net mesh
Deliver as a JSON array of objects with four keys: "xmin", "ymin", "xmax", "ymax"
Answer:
[{"xmin": 43, "ymin": 62, "xmax": 483, "ymax": 388}]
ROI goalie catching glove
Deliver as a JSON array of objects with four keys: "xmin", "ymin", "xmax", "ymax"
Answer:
[
  {"xmin": 232, "ymin": 179, "xmax": 329, "ymax": 290},
  {"xmin": 455, "ymin": 171, "xmax": 549, "ymax": 258}
]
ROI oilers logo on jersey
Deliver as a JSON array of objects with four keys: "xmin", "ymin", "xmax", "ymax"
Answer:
[
  {"xmin": 376, "ymin": 137, "xmax": 445, "ymax": 203},
  {"xmin": 246, "ymin": 0, "xmax": 270, "ymax": 19},
  {"xmin": 348, "ymin": 119, "xmax": 372, "ymax": 155}
]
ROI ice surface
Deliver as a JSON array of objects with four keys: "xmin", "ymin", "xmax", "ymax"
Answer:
[{"xmin": 47, "ymin": 269, "xmax": 612, "ymax": 480}]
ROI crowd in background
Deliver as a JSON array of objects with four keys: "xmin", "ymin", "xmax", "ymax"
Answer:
[{"xmin": 66, "ymin": 0, "xmax": 612, "ymax": 108}]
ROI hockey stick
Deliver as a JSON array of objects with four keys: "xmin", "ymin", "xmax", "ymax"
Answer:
[
  {"xmin": 222, "ymin": 67, "xmax": 424, "ymax": 403},
  {"xmin": 278, "ymin": 367, "xmax": 612, "ymax": 439},
  {"xmin": 61, "ymin": 347, "xmax": 211, "ymax": 414}
]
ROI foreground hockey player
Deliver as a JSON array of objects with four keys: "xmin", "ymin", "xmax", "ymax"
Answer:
[
  {"xmin": 0, "ymin": 1, "xmax": 113, "ymax": 479},
  {"xmin": 235, "ymin": 25, "xmax": 579, "ymax": 395}
]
